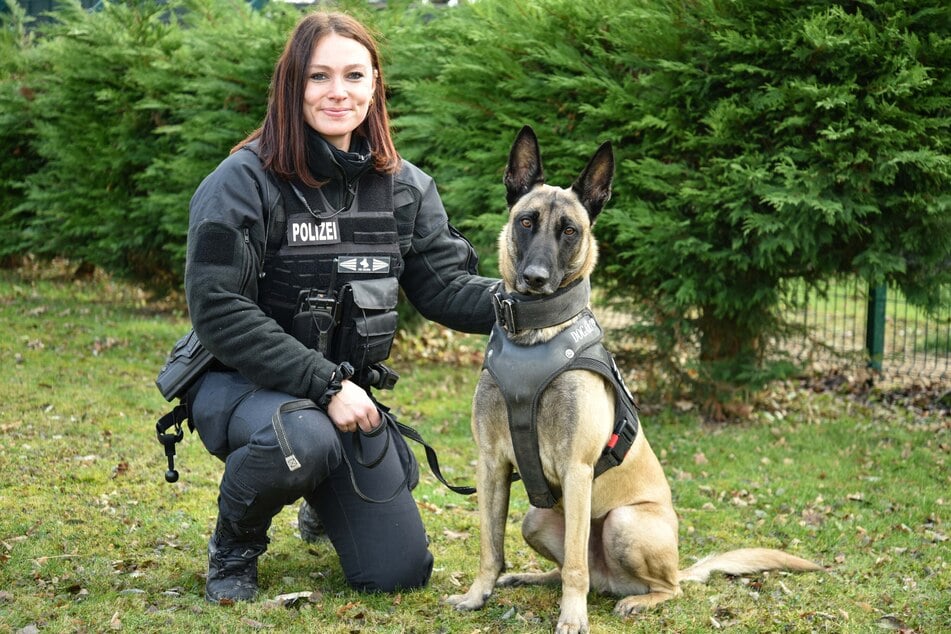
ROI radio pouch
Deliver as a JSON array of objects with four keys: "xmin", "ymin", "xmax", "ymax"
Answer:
[
  {"xmin": 332, "ymin": 278, "xmax": 399, "ymax": 368},
  {"xmin": 290, "ymin": 289, "xmax": 338, "ymax": 356},
  {"xmin": 155, "ymin": 328, "xmax": 215, "ymax": 402}
]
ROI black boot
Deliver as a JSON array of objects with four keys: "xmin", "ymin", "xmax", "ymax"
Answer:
[
  {"xmin": 297, "ymin": 500, "xmax": 327, "ymax": 543},
  {"xmin": 205, "ymin": 517, "xmax": 269, "ymax": 603}
]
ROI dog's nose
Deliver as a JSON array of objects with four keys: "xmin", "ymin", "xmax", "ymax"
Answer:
[{"xmin": 521, "ymin": 265, "xmax": 550, "ymax": 291}]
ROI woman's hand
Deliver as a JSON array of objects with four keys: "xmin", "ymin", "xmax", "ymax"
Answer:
[{"xmin": 326, "ymin": 380, "xmax": 381, "ymax": 434}]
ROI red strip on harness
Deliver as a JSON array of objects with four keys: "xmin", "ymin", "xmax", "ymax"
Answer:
[{"xmin": 606, "ymin": 433, "xmax": 619, "ymax": 450}]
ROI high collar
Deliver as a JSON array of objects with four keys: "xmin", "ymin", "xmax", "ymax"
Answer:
[
  {"xmin": 492, "ymin": 278, "xmax": 591, "ymax": 333},
  {"xmin": 303, "ymin": 128, "xmax": 373, "ymax": 208}
]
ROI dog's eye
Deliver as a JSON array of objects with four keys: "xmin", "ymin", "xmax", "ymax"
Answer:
[
  {"xmin": 520, "ymin": 218, "xmax": 533, "ymax": 229},
  {"xmin": 563, "ymin": 227, "xmax": 576, "ymax": 236}
]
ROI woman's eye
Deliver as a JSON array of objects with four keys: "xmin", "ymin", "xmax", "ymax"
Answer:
[
  {"xmin": 347, "ymin": 72, "xmax": 365, "ymax": 81},
  {"xmin": 310, "ymin": 72, "xmax": 328, "ymax": 81}
]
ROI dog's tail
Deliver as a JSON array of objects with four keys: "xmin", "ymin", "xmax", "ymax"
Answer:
[{"xmin": 678, "ymin": 548, "xmax": 822, "ymax": 584}]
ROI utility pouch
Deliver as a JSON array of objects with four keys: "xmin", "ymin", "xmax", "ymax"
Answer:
[
  {"xmin": 290, "ymin": 289, "xmax": 339, "ymax": 356},
  {"xmin": 155, "ymin": 329, "xmax": 214, "ymax": 402},
  {"xmin": 333, "ymin": 278, "xmax": 399, "ymax": 368}
]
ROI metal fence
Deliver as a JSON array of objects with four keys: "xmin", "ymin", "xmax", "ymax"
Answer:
[
  {"xmin": 596, "ymin": 280, "xmax": 950, "ymax": 388},
  {"xmin": 786, "ymin": 280, "xmax": 950, "ymax": 386}
]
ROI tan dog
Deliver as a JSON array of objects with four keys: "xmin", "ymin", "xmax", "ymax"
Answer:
[{"xmin": 445, "ymin": 126, "xmax": 820, "ymax": 634}]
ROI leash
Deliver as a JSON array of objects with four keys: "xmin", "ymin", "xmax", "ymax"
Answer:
[
  {"xmin": 338, "ymin": 404, "xmax": 483, "ymax": 503},
  {"xmin": 395, "ymin": 419, "xmax": 523, "ymax": 495},
  {"xmin": 155, "ymin": 392, "xmax": 485, "ymax": 500},
  {"xmin": 391, "ymin": 419, "xmax": 477, "ymax": 495}
]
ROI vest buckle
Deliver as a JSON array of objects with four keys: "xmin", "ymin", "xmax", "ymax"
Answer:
[{"xmin": 601, "ymin": 416, "xmax": 637, "ymax": 468}]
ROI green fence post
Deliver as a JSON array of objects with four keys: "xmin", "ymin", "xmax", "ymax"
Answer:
[{"xmin": 866, "ymin": 284, "xmax": 886, "ymax": 372}]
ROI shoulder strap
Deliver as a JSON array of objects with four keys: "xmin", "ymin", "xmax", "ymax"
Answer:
[
  {"xmin": 262, "ymin": 173, "xmax": 285, "ymax": 265},
  {"xmin": 570, "ymin": 346, "xmax": 640, "ymax": 478}
]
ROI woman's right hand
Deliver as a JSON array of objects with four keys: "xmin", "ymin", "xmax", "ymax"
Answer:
[{"xmin": 326, "ymin": 380, "xmax": 381, "ymax": 434}]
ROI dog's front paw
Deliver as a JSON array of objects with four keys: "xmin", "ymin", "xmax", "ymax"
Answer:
[
  {"xmin": 444, "ymin": 590, "xmax": 488, "ymax": 611},
  {"xmin": 555, "ymin": 614, "xmax": 589, "ymax": 634}
]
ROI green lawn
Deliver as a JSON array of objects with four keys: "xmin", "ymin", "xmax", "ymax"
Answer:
[{"xmin": 0, "ymin": 264, "xmax": 947, "ymax": 633}]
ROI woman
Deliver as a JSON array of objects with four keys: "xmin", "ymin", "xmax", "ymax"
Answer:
[{"xmin": 184, "ymin": 11, "xmax": 497, "ymax": 602}]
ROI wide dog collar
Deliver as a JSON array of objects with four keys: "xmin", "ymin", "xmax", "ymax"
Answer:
[{"xmin": 492, "ymin": 278, "xmax": 591, "ymax": 333}]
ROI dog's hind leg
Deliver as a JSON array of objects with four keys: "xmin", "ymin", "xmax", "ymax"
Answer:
[
  {"xmin": 497, "ymin": 507, "xmax": 565, "ymax": 587},
  {"xmin": 599, "ymin": 503, "xmax": 682, "ymax": 615}
]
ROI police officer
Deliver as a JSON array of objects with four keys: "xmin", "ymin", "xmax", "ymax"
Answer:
[{"xmin": 184, "ymin": 11, "xmax": 497, "ymax": 602}]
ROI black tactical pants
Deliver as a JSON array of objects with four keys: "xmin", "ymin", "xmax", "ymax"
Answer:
[{"xmin": 188, "ymin": 370, "xmax": 433, "ymax": 593}]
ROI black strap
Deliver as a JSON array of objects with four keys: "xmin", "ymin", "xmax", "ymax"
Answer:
[
  {"xmin": 507, "ymin": 390, "xmax": 559, "ymax": 508},
  {"xmin": 336, "ymin": 411, "xmax": 410, "ymax": 505},
  {"xmin": 377, "ymin": 402, "xmax": 520, "ymax": 497},
  {"xmin": 393, "ymin": 419, "xmax": 478, "ymax": 495},
  {"xmin": 593, "ymin": 413, "xmax": 638, "ymax": 477}
]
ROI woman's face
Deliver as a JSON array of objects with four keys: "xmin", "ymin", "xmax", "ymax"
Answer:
[{"xmin": 303, "ymin": 33, "xmax": 375, "ymax": 151}]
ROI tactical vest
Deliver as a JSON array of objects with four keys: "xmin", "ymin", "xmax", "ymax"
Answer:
[
  {"xmin": 483, "ymin": 295, "xmax": 639, "ymax": 509},
  {"xmin": 259, "ymin": 170, "xmax": 403, "ymax": 368}
]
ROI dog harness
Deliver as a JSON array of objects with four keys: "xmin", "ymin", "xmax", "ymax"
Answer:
[{"xmin": 483, "ymin": 280, "xmax": 639, "ymax": 508}]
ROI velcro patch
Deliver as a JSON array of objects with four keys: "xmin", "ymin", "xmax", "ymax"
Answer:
[{"xmin": 193, "ymin": 224, "xmax": 237, "ymax": 266}]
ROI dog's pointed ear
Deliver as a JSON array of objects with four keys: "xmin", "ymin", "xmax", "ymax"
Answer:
[
  {"xmin": 571, "ymin": 141, "xmax": 614, "ymax": 223},
  {"xmin": 504, "ymin": 125, "xmax": 545, "ymax": 207}
]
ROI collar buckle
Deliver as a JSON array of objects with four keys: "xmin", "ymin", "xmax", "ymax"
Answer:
[{"xmin": 493, "ymin": 293, "xmax": 518, "ymax": 332}]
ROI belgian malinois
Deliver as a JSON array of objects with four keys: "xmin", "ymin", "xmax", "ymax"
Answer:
[{"xmin": 445, "ymin": 126, "xmax": 821, "ymax": 634}]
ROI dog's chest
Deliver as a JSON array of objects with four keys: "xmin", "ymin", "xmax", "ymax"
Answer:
[
  {"xmin": 481, "ymin": 314, "xmax": 608, "ymax": 507},
  {"xmin": 482, "ymin": 313, "xmax": 602, "ymax": 405}
]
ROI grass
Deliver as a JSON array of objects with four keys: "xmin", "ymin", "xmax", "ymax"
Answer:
[{"xmin": 0, "ymin": 264, "xmax": 948, "ymax": 633}]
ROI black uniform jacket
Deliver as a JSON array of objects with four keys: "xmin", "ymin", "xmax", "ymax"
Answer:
[{"xmin": 185, "ymin": 142, "xmax": 498, "ymax": 405}]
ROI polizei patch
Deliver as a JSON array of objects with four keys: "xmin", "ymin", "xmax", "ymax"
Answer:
[{"xmin": 287, "ymin": 214, "xmax": 341, "ymax": 246}]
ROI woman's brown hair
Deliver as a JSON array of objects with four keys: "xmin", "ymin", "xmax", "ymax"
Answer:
[{"xmin": 233, "ymin": 12, "xmax": 399, "ymax": 184}]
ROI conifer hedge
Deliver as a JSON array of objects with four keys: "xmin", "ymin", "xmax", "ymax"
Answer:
[
  {"xmin": 1, "ymin": 0, "xmax": 948, "ymax": 394},
  {"xmin": 389, "ymin": 0, "xmax": 951, "ymax": 394}
]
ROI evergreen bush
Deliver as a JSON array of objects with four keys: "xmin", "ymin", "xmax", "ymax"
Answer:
[
  {"xmin": 389, "ymin": 0, "xmax": 951, "ymax": 402},
  {"xmin": 12, "ymin": 0, "xmax": 187, "ymax": 284},
  {"xmin": 136, "ymin": 0, "xmax": 299, "ymax": 282},
  {"xmin": 0, "ymin": 3, "xmax": 41, "ymax": 262}
]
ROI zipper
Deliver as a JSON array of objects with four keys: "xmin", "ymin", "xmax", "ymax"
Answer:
[{"xmin": 240, "ymin": 227, "xmax": 254, "ymax": 294}]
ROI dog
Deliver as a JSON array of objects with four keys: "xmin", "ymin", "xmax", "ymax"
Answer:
[{"xmin": 445, "ymin": 126, "xmax": 821, "ymax": 634}]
